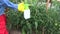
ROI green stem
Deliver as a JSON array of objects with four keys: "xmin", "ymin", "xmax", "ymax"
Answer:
[{"xmin": 24, "ymin": 0, "xmax": 28, "ymax": 3}]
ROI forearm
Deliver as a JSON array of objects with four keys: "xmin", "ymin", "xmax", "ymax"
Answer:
[{"xmin": 2, "ymin": 0, "xmax": 18, "ymax": 10}]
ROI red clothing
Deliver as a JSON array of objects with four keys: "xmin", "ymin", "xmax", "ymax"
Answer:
[{"xmin": 0, "ymin": 14, "xmax": 8, "ymax": 34}]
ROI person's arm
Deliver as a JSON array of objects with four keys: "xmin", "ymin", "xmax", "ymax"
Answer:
[
  {"xmin": 2, "ymin": 0, "xmax": 30, "ymax": 12},
  {"xmin": 2, "ymin": 0, "xmax": 18, "ymax": 10}
]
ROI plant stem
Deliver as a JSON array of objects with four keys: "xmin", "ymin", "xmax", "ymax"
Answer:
[
  {"xmin": 46, "ymin": 0, "xmax": 50, "ymax": 13},
  {"xmin": 42, "ymin": 27, "xmax": 45, "ymax": 34}
]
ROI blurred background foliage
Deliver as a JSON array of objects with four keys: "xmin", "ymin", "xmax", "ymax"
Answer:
[{"xmin": 6, "ymin": 0, "xmax": 60, "ymax": 34}]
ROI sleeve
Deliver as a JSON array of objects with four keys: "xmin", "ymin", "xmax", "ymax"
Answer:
[{"xmin": 2, "ymin": 0, "xmax": 18, "ymax": 10}]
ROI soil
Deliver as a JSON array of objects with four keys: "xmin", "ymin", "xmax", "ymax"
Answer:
[{"xmin": 9, "ymin": 30, "xmax": 21, "ymax": 34}]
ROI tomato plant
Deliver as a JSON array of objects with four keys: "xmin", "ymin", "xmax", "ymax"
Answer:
[{"xmin": 6, "ymin": 0, "xmax": 60, "ymax": 34}]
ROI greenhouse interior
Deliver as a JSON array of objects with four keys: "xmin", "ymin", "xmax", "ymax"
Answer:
[{"xmin": 2, "ymin": 0, "xmax": 60, "ymax": 34}]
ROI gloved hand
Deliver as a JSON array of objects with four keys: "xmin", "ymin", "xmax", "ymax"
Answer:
[
  {"xmin": 18, "ymin": 2, "xmax": 30, "ymax": 19},
  {"xmin": 18, "ymin": 2, "xmax": 24, "ymax": 12},
  {"xmin": 18, "ymin": 2, "xmax": 30, "ymax": 12}
]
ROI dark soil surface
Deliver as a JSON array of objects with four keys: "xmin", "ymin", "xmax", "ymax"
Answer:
[{"xmin": 9, "ymin": 30, "xmax": 21, "ymax": 34}]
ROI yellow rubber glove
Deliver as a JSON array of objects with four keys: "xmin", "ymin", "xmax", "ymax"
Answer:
[
  {"xmin": 18, "ymin": 2, "xmax": 30, "ymax": 19},
  {"xmin": 18, "ymin": 2, "xmax": 24, "ymax": 12}
]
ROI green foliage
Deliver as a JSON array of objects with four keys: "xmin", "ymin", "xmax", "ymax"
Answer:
[{"xmin": 6, "ymin": 0, "xmax": 60, "ymax": 34}]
